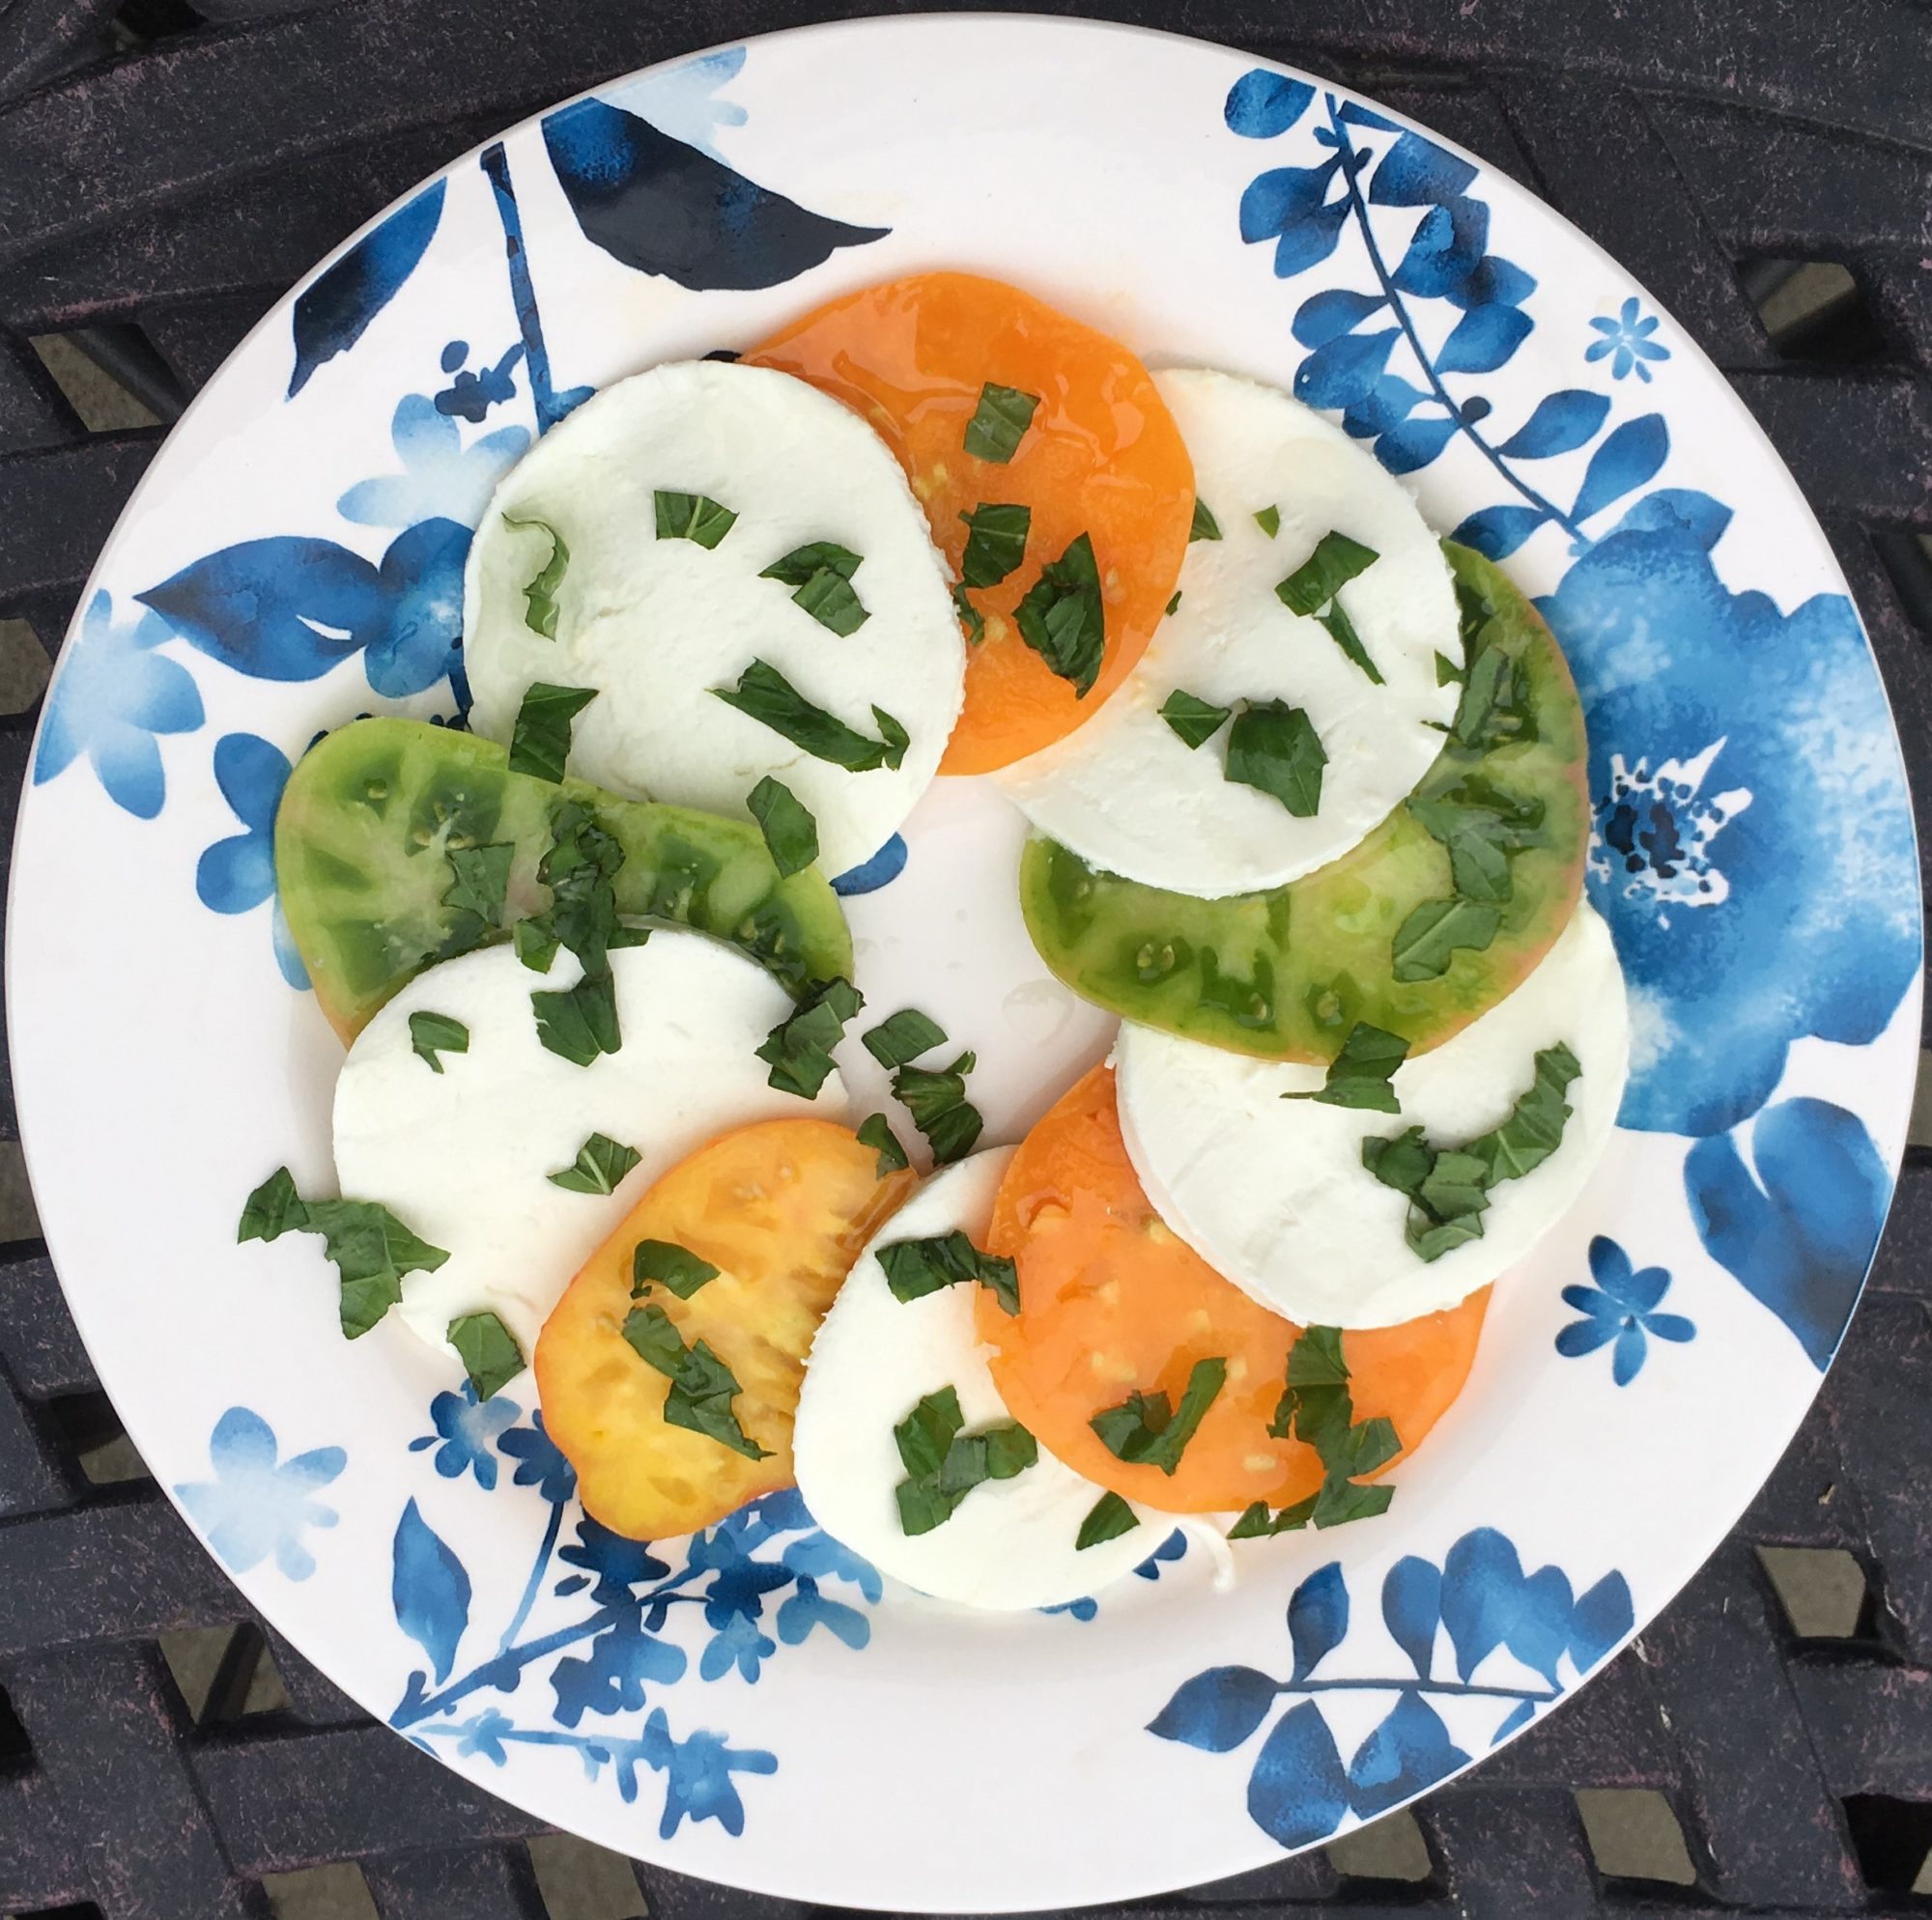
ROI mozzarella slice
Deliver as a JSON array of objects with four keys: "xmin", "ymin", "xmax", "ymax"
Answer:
[
  {"xmin": 332, "ymin": 932, "xmax": 843, "ymax": 1359},
  {"xmin": 996, "ymin": 367, "xmax": 1458, "ymax": 897},
  {"xmin": 1116, "ymin": 903, "xmax": 1629, "ymax": 1327},
  {"xmin": 463, "ymin": 359, "xmax": 964, "ymax": 876},
  {"xmin": 794, "ymin": 1148, "xmax": 1153, "ymax": 1610}
]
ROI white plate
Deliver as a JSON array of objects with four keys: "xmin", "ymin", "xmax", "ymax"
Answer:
[{"xmin": 8, "ymin": 16, "xmax": 1920, "ymax": 1910}]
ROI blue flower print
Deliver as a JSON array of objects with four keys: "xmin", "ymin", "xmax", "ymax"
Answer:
[
  {"xmin": 435, "ymin": 341, "xmax": 525, "ymax": 423},
  {"xmin": 175, "ymin": 1405, "xmax": 345, "ymax": 1581},
  {"xmin": 700, "ymin": 1611, "xmax": 775, "ymax": 1682},
  {"xmin": 641, "ymin": 1708, "xmax": 777, "ymax": 1840},
  {"xmin": 611, "ymin": 46, "xmax": 749, "ymax": 162},
  {"xmin": 775, "ymin": 1575, "xmax": 869, "ymax": 1652},
  {"xmin": 1587, "ymin": 297, "xmax": 1670, "ymax": 382},
  {"xmin": 34, "ymin": 591, "xmax": 204, "ymax": 819},
  {"xmin": 410, "ymin": 1383, "xmax": 519, "ymax": 1489},
  {"xmin": 498, "ymin": 1410, "xmax": 576, "ymax": 1506},
  {"xmin": 337, "ymin": 392, "xmax": 529, "ymax": 531},
  {"xmin": 196, "ymin": 732, "xmax": 309, "ymax": 989},
  {"xmin": 555, "ymin": 1514, "xmax": 671, "ymax": 1605},
  {"xmin": 455, "ymin": 1706, "xmax": 514, "ymax": 1765},
  {"xmin": 1540, "ymin": 522, "xmax": 1918, "ymax": 1136},
  {"xmin": 1556, "ymin": 1236, "xmax": 1694, "ymax": 1385}
]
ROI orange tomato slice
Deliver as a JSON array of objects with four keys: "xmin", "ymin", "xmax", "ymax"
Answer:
[
  {"xmin": 747, "ymin": 272, "xmax": 1194, "ymax": 773},
  {"xmin": 537, "ymin": 1118, "xmax": 915, "ymax": 1539},
  {"xmin": 979, "ymin": 1065, "xmax": 1488, "ymax": 1515}
]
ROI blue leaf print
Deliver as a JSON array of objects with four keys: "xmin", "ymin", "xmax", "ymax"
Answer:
[
  {"xmin": 1148, "ymin": 1666, "xmax": 1280, "ymax": 1752},
  {"xmin": 1377, "ymin": 409, "xmax": 1460, "ymax": 475},
  {"xmin": 392, "ymin": 1497, "xmax": 471, "ymax": 1684},
  {"xmin": 1293, "ymin": 288, "xmax": 1386, "ymax": 348},
  {"xmin": 1450, "ymin": 503, "xmax": 1546, "ymax": 560},
  {"xmin": 1288, "ymin": 1562, "xmax": 1349, "ymax": 1681},
  {"xmin": 1240, "ymin": 164, "xmax": 1349, "ymax": 276},
  {"xmin": 1608, "ymin": 487, "xmax": 1732, "ymax": 550},
  {"xmin": 368, "ymin": 518, "xmax": 469, "ymax": 697},
  {"xmin": 1569, "ymin": 1571, "xmax": 1634, "ymax": 1671},
  {"xmin": 542, "ymin": 98, "xmax": 886, "ymax": 293},
  {"xmin": 1492, "ymin": 1697, "xmax": 1536, "ymax": 1742},
  {"xmin": 35, "ymin": 592, "xmax": 203, "ymax": 819},
  {"xmin": 1496, "ymin": 389, "xmax": 1611, "ymax": 460},
  {"xmin": 1295, "ymin": 328, "xmax": 1400, "ymax": 410},
  {"xmin": 1569, "ymin": 413, "xmax": 1668, "ymax": 523},
  {"xmin": 831, "ymin": 833, "xmax": 907, "ymax": 897},
  {"xmin": 290, "ymin": 181, "xmax": 445, "ymax": 397},
  {"xmin": 553, "ymin": 1617, "xmax": 687, "ymax": 1723},
  {"xmin": 1504, "ymin": 1567, "xmax": 1575, "ymax": 1684},
  {"xmin": 1348, "ymin": 1693, "xmax": 1471, "ymax": 1819},
  {"xmin": 557, "ymin": 1514, "xmax": 671, "ymax": 1606},
  {"xmin": 643, "ymin": 1708, "xmax": 776, "ymax": 1841},
  {"xmin": 1390, "ymin": 198, "xmax": 1490, "ymax": 298},
  {"xmin": 1381, "ymin": 1556, "xmax": 1442, "ymax": 1679},
  {"xmin": 1343, "ymin": 374, "xmax": 1426, "ymax": 440},
  {"xmin": 1224, "ymin": 70, "xmax": 1316, "ymax": 138},
  {"xmin": 1435, "ymin": 302, "xmax": 1534, "ymax": 375},
  {"xmin": 198, "ymin": 733, "xmax": 290, "ymax": 916},
  {"xmin": 1440, "ymin": 1528, "xmax": 1523, "ymax": 1680},
  {"xmin": 1367, "ymin": 129, "xmax": 1478, "ymax": 206},
  {"xmin": 780, "ymin": 1529, "xmax": 883, "ymax": 1603},
  {"xmin": 1448, "ymin": 255, "xmax": 1536, "ymax": 310},
  {"xmin": 1247, "ymin": 1702, "xmax": 1351, "ymax": 1849},
  {"xmin": 1686, "ymin": 1097, "xmax": 1890, "ymax": 1369},
  {"xmin": 609, "ymin": 47, "xmax": 749, "ymax": 161},
  {"xmin": 139, "ymin": 539, "xmax": 384, "ymax": 682}
]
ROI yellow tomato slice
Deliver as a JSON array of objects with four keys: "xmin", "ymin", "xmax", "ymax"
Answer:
[
  {"xmin": 979, "ymin": 1066, "xmax": 1489, "ymax": 1514},
  {"xmin": 747, "ymin": 272, "xmax": 1194, "ymax": 773},
  {"xmin": 536, "ymin": 1118, "xmax": 915, "ymax": 1539}
]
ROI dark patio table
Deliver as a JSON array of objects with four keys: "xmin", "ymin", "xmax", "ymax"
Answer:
[{"xmin": 0, "ymin": 3, "xmax": 1927, "ymax": 1915}]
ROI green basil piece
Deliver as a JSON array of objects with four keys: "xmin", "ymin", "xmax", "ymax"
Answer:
[
  {"xmin": 746, "ymin": 776, "xmax": 818, "ymax": 879},
  {"xmin": 1281, "ymin": 1022, "xmax": 1408, "ymax": 1114},
  {"xmin": 1225, "ymin": 700, "xmax": 1325, "ymax": 817},
  {"xmin": 1189, "ymin": 498, "xmax": 1223, "ymax": 542},
  {"xmin": 790, "ymin": 566, "xmax": 869, "ymax": 635},
  {"xmin": 857, "ymin": 1113, "xmax": 910, "ymax": 1177},
  {"xmin": 1158, "ymin": 690, "xmax": 1232, "ymax": 750},
  {"xmin": 760, "ymin": 542, "xmax": 862, "ymax": 587},
  {"xmin": 654, "ymin": 490, "xmax": 737, "ymax": 549},
  {"xmin": 1253, "ymin": 505, "xmax": 1281, "ymax": 538},
  {"xmin": 238, "ymin": 1166, "xmax": 306, "ymax": 1243},
  {"xmin": 1014, "ymin": 532, "xmax": 1105, "ymax": 695},
  {"xmin": 502, "ymin": 514, "xmax": 568, "ymax": 638},
  {"xmin": 755, "ymin": 975, "xmax": 863, "ymax": 1098},
  {"xmin": 1389, "ymin": 896, "xmax": 1502, "ymax": 983},
  {"xmin": 958, "ymin": 502, "xmax": 1030, "ymax": 589},
  {"xmin": 514, "ymin": 918, "xmax": 559, "ymax": 974},
  {"xmin": 893, "ymin": 1383, "xmax": 1037, "ymax": 1535},
  {"xmin": 530, "ymin": 967, "xmax": 619, "ymax": 1066},
  {"xmin": 409, "ymin": 1010, "xmax": 469, "ymax": 1073},
  {"xmin": 1090, "ymin": 1357, "xmax": 1227, "ymax": 1476},
  {"xmin": 1165, "ymin": 589, "xmax": 1182, "ymax": 617},
  {"xmin": 877, "ymin": 1230, "xmax": 1018, "ymax": 1315},
  {"xmin": 962, "ymin": 382, "xmax": 1039, "ymax": 463},
  {"xmin": 548, "ymin": 1131, "xmax": 641, "ymax": 1195},
  {"xmin": 1275, "ymin": 529, "xmax": 1378, "ymax": 616},
  {"xmin": 953, "ymin": 581, "xmax": 985, "ymax": 645},
  {"xmin": 893, "ymin": 1050, "xmax": 982, "ymax": 1165},
  {"xmin": 1076, "ymin": 1490, "xmax": 1142, "ymax": 1550},
  {"xmin": 448, "ymin": 1311, "xmax": 525, "ymax": 1400},
  {"xmin": 442, "ymin": 842, "xmax": 515, "ymax": 925},
  {"xmin": 862, "ymin": 1006, "xmax": 947, "ymax": 1069},
  {"xmin": 632, "ymin": 1238, "xmax": 720, "ymax": 1300},
  {"xmin": 1318, "ymin": 602, "xmax": 1384, "ymax": 686},
  {"xmin": 713, "ymin": 660, "xmax": 908, "ymax": 772},
  {"xmin": 621, "ymin": 1303, "xmax": 769, "ymax": 1458},
  {"xmin": 508, "ymin": 682, "xmax": 598, "ymax": 784}
]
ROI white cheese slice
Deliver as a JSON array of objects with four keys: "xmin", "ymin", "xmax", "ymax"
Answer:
[
  {"xmin": 331, "ymin": 931, "xmax": 844, "ymax": 1360},
  {"xmin": 463, "ymin": 359, "xmax": 964, "ymax": 876},
  {"xmin": 1115, "ymin": 903, "xmax": 1629, "ymax": 1327},
  {"xmin": 793, "ymin": 1147, "xmax": 1153, "ymax": 1611},
  {"xmin": 996, "ymin": 367, "xmax": 1459, "ymax": 897}
]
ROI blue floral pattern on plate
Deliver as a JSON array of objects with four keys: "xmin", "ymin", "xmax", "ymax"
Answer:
[
  {"xmin": 1588, "ymin": 296, "xmax": 1671, "ymax": 381},
  {"xmin": 175, "ymin": 1406, "xmax": 346, "ymax": 1581},
  {"xmin": 1557, "ymin": 1236, "xmax": 1695, "ymax": 1384}
]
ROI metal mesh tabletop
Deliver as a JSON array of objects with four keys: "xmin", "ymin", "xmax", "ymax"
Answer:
[{"xmin": 0, "ymin": 3, "xmax": 1927, "ymax": 1915}]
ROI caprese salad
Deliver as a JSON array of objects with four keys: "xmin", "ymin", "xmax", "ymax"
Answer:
[{"xmin": 239, "ymin": 270, "xmax": 1627, "ymax": 1614}]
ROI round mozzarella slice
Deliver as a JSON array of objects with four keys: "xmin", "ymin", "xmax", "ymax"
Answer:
[
  {"xmin": 332, "ymin": 932, "xmax": 843, "ymax": 1359},
  {"xmin": 997, "ymin": 367, "xmax": 1459, "ymax": 897},
  {"xmin": 1116, "ymin": 903, "xmax": 1629, "ymax": 1327},
  {"xmin": 464, "ymin": 359, "xmax": 964, "ymax": 875},
  {"xmin": 794, "ymin": 1148, "xmax": 1153, "ymax": 1611}
]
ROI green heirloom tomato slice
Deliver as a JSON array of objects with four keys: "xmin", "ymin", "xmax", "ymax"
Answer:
[
  {"xmin": 276, "ymin": 718, "xmax": 854, "ymax": 1041},
  {"xmin": 1018, "ymin": 542, "xmax": 1588, "ymax": 1060}
]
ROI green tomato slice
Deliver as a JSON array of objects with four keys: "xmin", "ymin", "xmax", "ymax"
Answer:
[
  {"xmin": 276, "ymin": 717, "xmax": 854, "ymax": 1040},
  {"xmin": 1018, "ymin": 542, "xmax": 1589, "ymax": 1060}
]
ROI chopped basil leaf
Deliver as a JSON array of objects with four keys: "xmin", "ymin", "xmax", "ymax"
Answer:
[
  {"xmin": 442, "ymin": 842, "xmax": 515, "ymax": 925},
  {"xmin": 1165, "ymin": 589, "xmax": 1182, "ymax": 617},
  {"xmin": 857, "ymin": 1113, "xmax": 910, "ymax": 1177},
  {"xmin": 893, "ymin": 1050, "xmax": 983, "ymax": 1164},
  {"xmin": 632, "ymin": 1238, "xmax": 720, "ymax": 1300},
  {"xmin": 1448, "ymin": 632, "xmax": 1536, "ymax": 751},
  {"xmin": 1319, "ymin": 602, "xmax": 1384, "ymax": 685},
  {"xmin": 952, "ymin": 581, "xmax": 984, "ymax": 645},
  {"xmin": 893, "ymin": 1384, "xmax": 1037, "ymax": 1535},
  {"xmin": 1253, "ymin": 505, "xmax": 1281, "ymax": 538},
  {"xmin": 530, "ymin": 967, "xmax": 619, "ymax": 1065},
  {"xmin": 962, "ymin": 382, "xmax": 1039, "ymax": 463},
  {"xmin": 507, "ymin": 682, "xmax": 597, "ymax": 783},
  {"xmin": 1013, "ymin": 532, "xmax": 1105, "ymax": 696},
  {"xmin": 1390, "ymin": 896, "xmax": 1502, "ymax": 982},
  {"xmin": 1407, "ymin": 776, "xmax": 1547, "ymax": 909},
  {"xmin": 958, "ymin": 502, "xmax": 1030, "ymax": 588},
  {"xmin": 790, "ymin": 565, "xmax": 869, "ymax": 635},
  {"xmin": 1225, "ymin": 699, "xmax": 1325, "ymax": 817},
  {"xmin": 448, "ymin": 1311, "xmax": 525, "ymax": 1400},
  {"xmin": 746, "ymin": 776, "xmax": 818, "ymax": 878},
  {"xmin": 713, "ymin": 660, "xmax": 908, "ymax": 772},
  {"xmin": 1282, "ymin": 1021, "xmax": 1408, "ymax": 1113},
  {"xmin": 1189, "ymin": 498, "xmax": 1223, "ymax": 542},
  {"xmin": 514, "ymin": 918, "xmax": 559, "ymax": 973},
  {"xmin": 548, "ymin": 1131, "xmax": 641, "ymax": 1195},
  {"xmin": 1158, "ymin": 689, "xmax": 1232, "ymax": 750},
  {"xmin": 1090, "ymin": 1357, "xmax": 1227, "ymax": 1476},
  {"xmin": 502, "ymin": 514, "xmax": 567, "ymax": 638},
  {"xmin": 760, "ymin": 542, "xmax": 862, "ymax": 587},
  {"xmin": 522, "ymin": 799, "xmax": 626, "ymax": 979},
  {"xmin": 862, "ymin": 1006, "xmax": 947, "ymax": 1068},
  {"xmin": 653, "ymin": 490, "xmax": 737, "ymax": 549},
  {"xmin": 1237, "ymin": 1325, "xmax": 1401, "ymax": 1536},
  {"xmin": 1076, "ymin": 1490, "xmax": 1141, "ymax": 1550},
  {"xmin": 1275, "ymin": 530, "xmax": 1378, "ymax": 616},
  {"xmin": 1436, "ymin": 650, "xmax": 1464, "ymax": 686},
  {"xmin": 237, "ymin": 1168, "xmax": 448, "ymax": 1340},
  {"xmin": 755, "ymin": 975, "xmax": 863, "ymax": 1098},
  {"xmin": 621, "ymin": 1303, "xmax": 769, "ymax": 1458},
  {"xmin": 1362, "ymin": 1042, "xmax": 1581, "ymax": 1260},
  {"xmin": 877, "ymin": 1229, "xmax": 1019, "ymax": 1315},
  {"xmin": 409, "ymin": 1011, "xmax": 469, "ymax": 1073}
]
